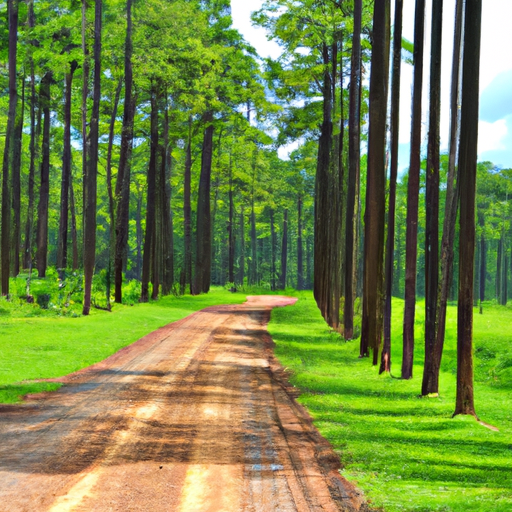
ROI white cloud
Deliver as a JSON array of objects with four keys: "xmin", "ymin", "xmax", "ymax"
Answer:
[{"xmin": 478, "ymin": 119, "xmax": 508, "ymax": 154}]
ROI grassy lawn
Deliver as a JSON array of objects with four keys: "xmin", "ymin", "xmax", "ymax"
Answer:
[
  {"xmin": 0, "ymin": 286, "xmax": 247, "ymax": 403},
  {"xmin": 268, "ymin": 292, "xmax": 512, "ymax": 512}
]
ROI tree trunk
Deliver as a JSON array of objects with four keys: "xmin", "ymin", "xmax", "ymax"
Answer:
[
  {"xmin": 422, "ymin": 0, "xmax": 443, "ymax": 396},
  {"xmin": 193, "ymin": 111, "xmax": 214, "ymax": 294},
  {"xmin": 269, "ymin": 208, "xmax": 277, "ymax": 290},
  {"xmin": 496, "ymin": 238, "xmax": 502, "ymax": 302},
  {"xmin": 381, "ymin": 0, "xmax": 403, "ymax": 373},
  {"xmin": 280, "ymin": 209, "xmax": 289, "ymax": 290},
  {"xmin": 70, "ymin": 177, "xmax": 79, "ymax": 270},
  {"xmin": 114, "ymin": 0, "xmax": 134, "ymax": 303},
  {"xmin": 35, "ymin": 72, "xmax": 52, "ymax": 279},
  {"xmin": 228, "ymin": 152, "xmax": 235, "ymax": 284},
  {"xmin": 23, "ymin": 0, "xmax": 37, "ymax": 271},
  {"xmin": 184, "ymin": 117, "xmax": 193, "ymax": 293},
  {"xmin": 82, "ymin": 0, "xmax": 102, "ymax": 316},
  {"xmin": 140, "ymin": 86, "xmax": 159, "ymax": 302},
  {"xmin": 250, "ymin": 154, "xmax": 258, "ymax": 286},
  {"xmin": 1, "ymin": 0, "xmax": 19, "ymax": 294},
  {"xmin": 57, "ymin": 62, "xmax": 78, "ymax": 274},
  {"xmin": 161, "ymin": 106, "xmax": 174, "ymax": 295},
  {"xmin": 12, "ymin": 73, "xmax": 24, "ymax": 277},
  {"xmin": 402, "ymin": 0, "xmax": 425, "ymax": 379},
  {"xmin": 344, "ymin": 0, "xmax": 362, "ymax": 339},
  {"xmin": 361, "ymin": 0, "xmax": 390, "ymax": 365},
  {"xmin": 454, "ymin": 0, "xmax": 481, "ymax": 419},
  {"xmin": 238, "ymin": 206, "xmax": 245, "ymax": 286},
  {"xmin": 314, "ymin": 43, "xmax": 335, "ymax": 326},
  {"xmin": 81, "ymin": 0, "xmax": 90, "ymax": 226},
  {"xmin": 297, "ymin": 195, "xmax": 304, "ymax": 290},
  {"xmin": 434, "ymin": 0, "xmax": 464, "ymax": 387}
]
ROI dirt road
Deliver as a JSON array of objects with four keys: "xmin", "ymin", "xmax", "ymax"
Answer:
[{"xmin": 0, "ymin": 296, "xmax": 366, "ymax": 512}]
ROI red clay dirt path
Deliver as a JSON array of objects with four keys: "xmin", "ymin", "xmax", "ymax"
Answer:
[{"xmin": 0, "ymin": 295, "xmax": 368, "ymax": 512}]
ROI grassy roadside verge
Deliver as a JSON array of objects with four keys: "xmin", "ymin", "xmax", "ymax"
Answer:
[
  {"xmin": 268, "ymin": 291, "xmax": 512, "ymax": 512},
  {"xmin": 0, "ymin": 287, "xmax": 247, "ymax": 403}
]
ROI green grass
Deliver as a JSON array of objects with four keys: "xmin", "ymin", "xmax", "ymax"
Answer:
[
  {"xmin": 268, "ymin": 292, "xmax": 512, "ymax": 512},
  {"xmin": 0, "ymin": 286, "xmax": 248, "ymax": 403}
]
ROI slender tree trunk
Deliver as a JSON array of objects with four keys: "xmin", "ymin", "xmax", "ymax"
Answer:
[
  {"xmin": 70, "ymin": 178, "xmax": 79, "ymax": 270},
  {"xmin": 344, "ymin": 0, "xmax": 362, "ymax": 339},
  {"xmin": 422, "ymin": 0, "xmax": 443, "ymax": 396},
  {"xmin": 104, "ymin": 77, "xmax": 122, "ymax": 308},
  {"xmin": 478, "ymin": 216, "xmax": 486, "ymax": 314},
  {"xmin": 496, "ymin": 238, "xmax": 502, "ymax": 302},
  {"xmin": 57, "ymin": 62, "xmax": 78, "ymax": 274},
  {"xmin": 23, "ymin": 0, "xmax": 37, "ymax": 271},
  {"xmin": 280, "ymin": 209, "xmax": 288, "ymax": 290},
  {"xmin": 269, "ymin": 207, "xmax": 277, "ymax": 291},
  {"xmin": 141, "ymin": 86, "xmax": 159, "ymax": 302},
  {"xmin": 114, "ymin": 0, "xmax": 134, "ymax": 303},
  {"xmin": 161, "ymin": 106, "xmax": 174, "ymax": 295},
  {"xmin": 314, "ymin": 43, "xmax": 334, "ymax": 325},
  {"xmin": 238, "ymin": 206, "xmax": 245, "ymax": 286},
  {"xmin": 12, "ymin": 73, "xmax": 24, "ymax": 277},
  {"xmin": 1, "ymin": 0, "xmax": 19, "ymax": 294},
  {"xmin": 454, "ymin": 0, "xmax": 481, "ymax": 418},
  {"xmin": 402, "ymin": 0, "xmax": 426, "ymax": 379},
  {"xmin": 381, "ymin": 0, "xmax": 403, "ymax": 373},
  {"xmin": 435, "ymin": 0, "xmax": 464, "ymax": 383},
  {"xmin": 81, "ymin": 0, "xmax": 90, "ymax": 226},
  {"xmin": 297, "ymin": 194, "xmax": 304, "ymax": 290},
  {"xmin": 228, "ymin": 152, "xmax": 235, "ymax": 284},
  {"xmin": 194, "ymin": 111, "xmax": 214, "ymax": 294},
  {"xmin": 82, "ymin": 0, "xmax": 102, "ymax": 316},
  {"xmin": 250, "ymin": 153, "xmax": 258, "ymax": 285},
  {"xmin": 362, "ymin": 0, "xmax": 390, "ymax": 365},
  {"xmin": 35, "ymin": 72, "xmax": 52, "ymax": 279},
  {"xmin": 184, "ymin": 117, "xmax": 193, "ymax": 293}
]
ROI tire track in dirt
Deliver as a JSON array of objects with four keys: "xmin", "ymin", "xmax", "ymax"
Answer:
[{"xmin": 0, "ymin": 296, "xmax": 367, "ymax": 512}]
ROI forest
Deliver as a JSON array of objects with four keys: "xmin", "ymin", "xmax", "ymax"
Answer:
[
  {"xmin": 2, "ymin": 0, "xmax": 512, "ymax": 510},
  {"xmin": 2, "ymin": 0, "xmax": 511, "ymax": 403}
]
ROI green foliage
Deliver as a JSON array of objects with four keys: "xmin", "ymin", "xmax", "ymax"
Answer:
[{"xmin": 269, "ymin": 293, "xmax": 512, "ymax": 512}]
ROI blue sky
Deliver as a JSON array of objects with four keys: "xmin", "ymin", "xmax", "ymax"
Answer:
[{"xmin": 231, "ymin": 0, "xmax": 512, "ymax": 169}]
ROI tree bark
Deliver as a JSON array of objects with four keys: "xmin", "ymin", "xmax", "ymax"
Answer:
[
  {"xmin": 454, "ymin": 0, "xmax": 481, "ymax": 418},
  {"xmin": 23, "ymin": 0, "xmax": 37, "ymax": 271},
  {"xmin": 82, "ymin": 0, "xmax": 102, "ymax": 316},
  {"xmin": 228, "ymin": 152, "xmax": 235, "ymax": 284},
  {"xmin": 344, "ymin": 0, "xmax": 362, "ymax": 340},
  {"xmin": 422, "ymin": 0, "xmax": 443, "ymax": 396},
  {"xmin": 434, "ymin": 0, "xmax": 464, "ymax": 387},
  {"xmin": 381, "ymin": 0, "xmax": 403, "ymax": 373},
  {"xmin": 57, "ymin": 61, "xmax": 78, "ymax": 273},
  {"xmin": 1, "ymin": 0, "xmax": 19, "ymax": 294},
  {"xmin": 140, "ymin": 86, "xmax": 159, "ymax": 302},
  {"xmin": 361, "ymin": 0, "xmax": 390, "ymax": 365},
  {"xmin": 184, "ymin": 117, "xmax": 193, "ymax": 293},
  {"xmin": 161, "ymin": 105, "xmax": 174, "ymax": 295},
  {"xmin": 12, "ymin": 73, "xmax": 24, "ymax": 277},
  {"xmin": 280, "ymin": 208, "xmax": 288, "ymax": 290},
  {"xmin": 402, "ymin": 0, "xmax": 425, "ymax": 379},
  {"xmin": 114, "ymin": 0, "xmax": 134, "ymax": 303},
  {"xmin": 35, "ymin": 72, "xmax": 52, "ymax": 279},
  {"xmin": 297, "ymin": 194, "xmax": 304, "ymax": 290},
  {"xmin": 238, "ymin": 206, "xmax": 245, "ymax": 286},
  {"xmin": 193, "ymin": 111, "xmax": 214, "ymax": 294}
]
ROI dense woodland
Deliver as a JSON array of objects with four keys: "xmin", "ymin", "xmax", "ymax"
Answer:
[{"xmin": 1, "ymin": 0, "xmax": 508, "ymax": 414}]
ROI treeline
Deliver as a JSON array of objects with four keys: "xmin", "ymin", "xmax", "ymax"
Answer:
[
  {"xmin": 0, "ymin": 0, "xmax": 316, "ymax": 314},
  {"xmin": 254, "ymin": 0, "xmax": 490, "ymax": 416}
]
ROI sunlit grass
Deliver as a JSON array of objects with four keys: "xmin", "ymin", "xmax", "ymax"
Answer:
[
  {"xmin": 0, "ymin": 287, "xmax": 247, "ymax": 403},
  {"xmin": 268, "ymin": 292, "xmax": 512, "ymax": 512}
]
